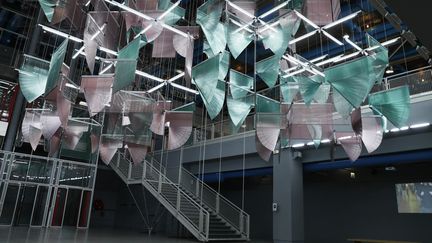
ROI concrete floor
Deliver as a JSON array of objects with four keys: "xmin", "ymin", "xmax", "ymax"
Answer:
[{"xmin": 0, "ymin": 227, "xmax": 272, "ymax": 243}]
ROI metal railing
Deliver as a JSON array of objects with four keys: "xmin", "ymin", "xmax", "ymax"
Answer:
[
  {"xmin": 0, "ymin": 150, "xmax": 97, "ymax": 228},
  {"xmin": 386, "ymin": 67, "xmax": 432, "ymax": 95},
  {"xmin": 134, "ymin": 152, "xmax": 250, "ymax": 239},
  {"xmin": 110, "ymin": 153, "xmax": 211, "ymax": 241},
  {"xmin": 169, "ymin": 166, "xmax": 250, "ymax": 239},
  {"xmin": 0, "ymin": 151, "xmax": 96, "ymax": 189},
  {"xmin": 188, "ymin": 67, "xmax": 432, "ymax": 144}
]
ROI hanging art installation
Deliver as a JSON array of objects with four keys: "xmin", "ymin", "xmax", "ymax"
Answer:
[{"xmin": 18, "ymin": 0, "xmax": 409, "ymax": 163}]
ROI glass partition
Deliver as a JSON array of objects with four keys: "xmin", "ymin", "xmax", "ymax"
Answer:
[
  {"xmin": 63, "ymin": 188, "xmax": 81, "ymax": 226},
  {"xmin": 50, "ymin": 187, "xmax": 67, "ymax": 227},
  {"xmin": 13, "ymin": 184, "xmax": 37, "ymax": 226},
  {"xmin": 78, "ymin": 190, "xmax": 92, "ymax": 228},
  {"xmin": 0, "ymin": 183, "xmax": 19, "ymax": 225},
  {"xmin": 31, "ymin": 185, "xmax": 49, "ymax": 226}
]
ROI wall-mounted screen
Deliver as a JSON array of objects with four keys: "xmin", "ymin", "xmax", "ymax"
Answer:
[{"xmin": 396, "ymin": 183, "xmax": 432, "ymax": 213}]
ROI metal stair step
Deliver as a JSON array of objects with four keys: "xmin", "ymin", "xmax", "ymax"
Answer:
[
  {"xmin": 209, "ymin": 227, "xmax": 234, "ymax": 232},
  {"xmin": 209, "ymin": 233, "xmax": 243, "ymax": 238},
  {"xmin": 209, "ymin": 226, "xmax": 234, "ymax": 231},
  {"xmin": 209, "ymin": 222, "xmax": 228, "ymax": 226}
]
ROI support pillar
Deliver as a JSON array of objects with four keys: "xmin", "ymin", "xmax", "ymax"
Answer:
[
  {"xmin": 273, "ymin": 149, "xmax": 304, "ymax": 243},
  {"xmin": 2, "ymin": 10, "xmax": 44, "ymax": 151}
]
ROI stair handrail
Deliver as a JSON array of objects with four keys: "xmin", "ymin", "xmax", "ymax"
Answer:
[
  {"xmin": 141, "ymin": 153, "xmax": 250, "ymax": 238},
  {"xmin": 143, "ymin": 152, "xmax": 249, "ymax": 221},
  {"xmin": 181, "ymin": 167, "xmax": 247, "ymax": 214},
  {"xmin": 115, "ymin": 152, "xmax": 211, "ymax": 240},
  {"xmin": 179, "ymin": 166, "xmax": 250, "ymax": 238},
  {"xmin": 145, "ymin": 153, "xmax": 167, "ymax": 174},
  {"xmin": 143, "ymin": 159, "xmax": 211, "ymax": 239}
]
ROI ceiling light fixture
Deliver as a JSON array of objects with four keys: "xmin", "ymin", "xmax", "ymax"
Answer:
[
  {"xmin": 323, "ymin": 11, "xmax": 361, "ymax": 29},
  {"xmin": 73, "ymin": 24, "xmax": 107, "ymax": 59},
  {"xmin": 170, "ymin": 82, "xmax": 199, "ymax": 94},
  {"xmin": 289, "ymin": 30, "xmax": 318, "ymax": 45},
  {"xmin": 39, "ymin": 25, "xmax": 83, "ymax": 43},
  {"xmin": 385, "ymin": 66, "xmax": 394, "ymax": 74},
  {"xmin": 104, "ymin": 0, "xmax": 189, "ymax": 38},
  {"xmin": 292, "ymin": 143, "xmax": 305, "ymax": 148},
  {"xmin": 294, "ymin": 10, "xmax": 319, "ymax": 29},
  {"xmin": 390, "ymin": 128, "xmax": 400, "ymax": 132},
  {"xmin": 410, "ymin": 122, "xmax": 430, "ymax": 128},
  {"xmin": 343, "ymin": 35, "xmax": 364, "ymax": 52},
  {"xmin": 322, "ymin": 30, "xmax": 344, "ymax": 45},
  {"xmin": 157, "ymin": 0, "xmax": 181, "ymax": 20},
  {"xmin": 227, "ymin": 1, "xmax": 255, "ymax": 19},
  {"xmin": 147, "ymin": 82, "xmax": 166, "ymax": 93},
  {"xmin": 135, "ymin": 70, "xmax": 165, "ymax": 83},
  {"xmin": 259, "ymin": 1, "xmax": 290, "ymax": 19}
]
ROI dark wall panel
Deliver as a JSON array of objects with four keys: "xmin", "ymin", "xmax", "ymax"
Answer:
[{"xmin": 304, "ymin": 167, "xmax": 432, "ymax": 243}]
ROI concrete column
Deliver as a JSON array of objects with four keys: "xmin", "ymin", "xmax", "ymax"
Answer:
[
  {"xmin": 273, "ymin": 149, "xmax": 304, "ymax": 243},
  {"xmin": 2, "ymin": 10, "xmax": 44, "ymax": 151}
]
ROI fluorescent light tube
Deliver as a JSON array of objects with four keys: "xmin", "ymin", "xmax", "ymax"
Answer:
[
  {"xmin": 65, "ymin": 83, "xmax": 80, "ymax": 90},
  {"xmin": 157, "ymin": 0, "xmax": 181, "ymax": 20},
  {"xmin": 230, "ymin": 19, "xmax": 254, "ymax": 33},
  {"xmin": 294, "ymin": 10, "xmax": 319, "ymax": 29},
  {"xmin": 104, "ymin": 0, "xmax": 188, "ymax": 38},
  {"xmin": 338, "ymin": 135, "xmax": 353, "ymax": 140},
  {"xmin": 410, "ymin": 123, "xmax": 430, "ymax": 128},
  {"xmin": 147, "ymin": 82, "xmax": 166, "ymax": 93},
  {"xmin": 227, "ymin": 1, "xmax": 255, "ymax": 19},
  {"xmin": 333, "ymin": 51, "xmax": 361, "ymax": 63},
  {"xmin": 310, "ymin": 54, "xmax": 328, "ymax": 63},
  {"xmin": 258, "ymin": 19, "xmax": 277, "ymax": 33},
  {"xmin": 259, "ymin": 1, "xmax": 290, "ymax": 19},
  {"xmin": 292, "ymin": 143, "xmax": 305, "ymax": 148},
  {"xmin": 104, "ymin": 0, "xmax": 153, "ymax": 21},
  {"xmin": 381, "ymin": 37, "xmax": 400, "ymax": 46},
  {"xmin": 72, "ymin": 46, "xmax": 85, "ymax": 59},
  {"xmin": 258, "ymin": 20, "xmax": 280, "ymax": 33},
  {"xmin": 315, "ymin": 54, "xmax": 343, "ymax": 66},
  {"xmin": 344, "ymin": 35, "xmax": 363, "ymax": 52},
  {"xmin": 322, "ymin": 30, "xmax": 343, "ymax": 45},
  {"xmin": 170, "ymin": 82, "xmax": 199, "ymax": 94},
  {"xmin": 99, "ymin": 63, "xmax": 114, "ymax": 74},
  {"xmin": 91, "ymin": 24, "xmax": 106, "ymax": 40},
  {"xmin": 134, "ymin": 22, "xmax": 154, "ymax": 39},
  {"xmin": 162, "ymin": 23, "xmax": 189, "ymax": 38},
  {"xmin": 39, "ymin": 25, "xmax": 83, "ymax": 43},
  {"xmin": 323, "ymin": 10, "xmax": 361, "ymax": 29},
  {"xmin": 232, "ymin": 19, "xmax": 255, "ymax": 34},
  {"xmin": 73, "ymin": 24, "xmax": 106, "ymax": 59},
  {"xmin": 167, "ymin": 72, "xmax": 185, "ymax": 82},
  {"xmin": 99, "ymin": 47, "xmax": 118, "ymax": 56},
  {"xmin": 282, "ymin": 68, "xmax": 306, "ymax": 78},
  {"xmin": 135, "ymin": 70, "xmax": 165, "ymax": 82},
  {"xmin": 289, "ymin": 30, "xmax": 318, "ymax": 45}
]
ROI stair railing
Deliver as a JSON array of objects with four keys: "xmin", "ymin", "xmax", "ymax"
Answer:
[
  {"xmin": 168, "ymin": 166, "xmax": 250, "ymax": 240},
  {"xmin": 111, "ymin": 152, "xmax": 211, "ymax": 241},
  {"xmin": 139, "ymin": 152, "xmax": 250, "ymax": 239}
]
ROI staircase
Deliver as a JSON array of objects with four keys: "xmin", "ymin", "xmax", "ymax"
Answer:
[{"xmin": 109, "ymin": 152, "xmax": 250, "ymax": 242}]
